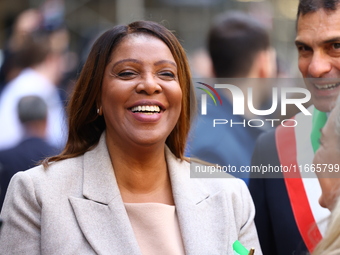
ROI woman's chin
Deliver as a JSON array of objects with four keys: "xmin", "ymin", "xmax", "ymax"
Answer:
[{"xmin": 132, "ymin": 137, "xmax": 166, "ymax": 148}]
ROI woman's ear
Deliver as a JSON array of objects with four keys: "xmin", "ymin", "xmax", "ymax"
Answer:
[
  {"xmin": 97, "ymin": 106, "xmax": 103, "ymax": 116},
  {"xmin": 96, "ymin": 95, "xmax": 103, "ymax": 116}
]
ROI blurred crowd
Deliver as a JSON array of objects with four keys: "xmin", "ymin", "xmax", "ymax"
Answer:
[{"xmin": 0, "ymin": 3, "xmax": 75, "ymax": 206}]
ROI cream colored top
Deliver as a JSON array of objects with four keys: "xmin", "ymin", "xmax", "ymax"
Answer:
[{"xmin": 124, "ymin": 203, "xmax": 186, "ymax": 255}]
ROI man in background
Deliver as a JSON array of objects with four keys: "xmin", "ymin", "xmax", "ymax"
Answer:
[
  {"xmin": 0, "ymin": 96, "xmax": 59, "ymax": 209},
  {"xmin": 249, "ymin": 0, "xmax": 340, "ymax": 254},
  {"xmin": 188, "ymin": 11, "xmax": 277, "ymax": 183}
]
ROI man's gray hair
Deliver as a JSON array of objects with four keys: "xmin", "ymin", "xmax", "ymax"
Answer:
[{"xmin": 17, "ymin": 95, "xmax": 47, "ymax": 123}]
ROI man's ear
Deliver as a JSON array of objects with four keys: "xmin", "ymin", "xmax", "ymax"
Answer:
[
  {"xmin": 191, "ymin": 49, "xmax": 214, "ymax": 78},
  {"xmin": 259, "ymin": 48, "xmax": 277, "ymax": 78},
  {"xmin": 211, "ymin": 65, "xmax": 216, "ymax": 78},
  {"xmin": 252, "ymin": 48, "xmax": 277, "ymax": 78}
]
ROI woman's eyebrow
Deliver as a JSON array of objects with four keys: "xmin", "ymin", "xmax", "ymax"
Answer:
[
  {"xmin": 112, "ymin": 58, "xmax": 141, "ymax": 68},
  {"xmin": 154, "ymin": 60, "xmax": 177, "ymax": 68}
]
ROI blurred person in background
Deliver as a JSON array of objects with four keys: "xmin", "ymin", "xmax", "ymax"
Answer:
[
  {"xmin": 0, "ymin": 27, "xmax": 68, "ymax": 150},
  {"xmin": 0, "ymin": 0, "xmax": 67, "ymax": 93},
  {"xmin": 0, "ymin": 95, "xmax": 59, "ymax": 209},
  {"xmin": 0, "ymin": 9, "xmax": 42, "ymax": 93},
  {"xmin": 188, "ymin": 11, "xmax": 277, "ymax": 184},
  {"xmin": 313, "ymin": 96, "xmax": 340, "ymax": 211},
  {"xmin": 312, "ymin": 198, "xmax": 340, "ymax": 255},
  {"xmin": 312, "ymin": 97, "xmax": 340, "ymax": 254},
  {"xmin": 249, "ymin": 0, "xmax": 340, "ymax": 254}
]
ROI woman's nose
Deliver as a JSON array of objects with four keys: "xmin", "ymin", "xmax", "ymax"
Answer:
[{"xmin": 135, "ymin": 73, "xmax": 162, "ymax": 94}]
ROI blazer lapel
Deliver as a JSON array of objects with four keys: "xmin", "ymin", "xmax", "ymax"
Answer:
[
  {"xmin": 166, "ymin": 149, "xmax": 230, "ymax": 254},
  {"xmin": 69, "ymin": 133, "xmax": 141, "ymax": 255},
  {"xmin": 69, "ymin": 136, "xmax": 229, "ymax": 254}
]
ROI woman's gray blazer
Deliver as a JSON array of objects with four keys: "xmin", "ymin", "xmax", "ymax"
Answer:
[{"xmin": 0, "ymin": 133, "xmax": 262, "ymax": 254}]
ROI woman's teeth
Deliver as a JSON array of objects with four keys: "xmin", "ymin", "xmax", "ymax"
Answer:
[{"xmin": 131, "ymin": 105, "xmax": 161, "ymax": 114}]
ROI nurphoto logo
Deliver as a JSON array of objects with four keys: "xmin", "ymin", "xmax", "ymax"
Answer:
[
  {"xmin": 195, "ymin": 80, "xmax": 312, "ymax": 128},
  {"xmin": 196, "ymin": 82, "xmax": 222, "ymax": 115}
]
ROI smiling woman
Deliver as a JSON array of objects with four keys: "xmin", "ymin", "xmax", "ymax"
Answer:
[
  {"xmin": 101, "ymin": 33, "xmax": 183, "ymax": 157},
  {"xmin": 0, "ymin": 21, "xmax": 262, "ymax": 254}
]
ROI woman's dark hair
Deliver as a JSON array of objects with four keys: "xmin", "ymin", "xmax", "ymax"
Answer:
[{"xmin": 44, "ymin": 20, "xmax": 194, "ymax": 167}]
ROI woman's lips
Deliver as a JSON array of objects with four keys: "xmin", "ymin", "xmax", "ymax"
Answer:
[
  {"xmin": 129, "ymin": 110, "xmax": 162, "ymax": 122},
  {"xmin": 129, "ymin": 107, "xmax": 163, "ymax": 123},
  {"xmin": 128, "ymin": 100, "xmax": 166, "ymax": 122}
]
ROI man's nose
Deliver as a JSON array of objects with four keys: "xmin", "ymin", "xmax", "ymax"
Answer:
[{"xmin": 308, "ymin": 51, "xmax": 332, "ymax": 78}]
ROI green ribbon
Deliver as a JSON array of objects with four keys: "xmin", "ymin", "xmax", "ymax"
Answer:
[
  {"xmin": 310, "ymin": 108, "xmax": 328, "ymax": 153},
  {"xmin": 233, "ymin": 240, "xmax": 249, "ymax": 255}
]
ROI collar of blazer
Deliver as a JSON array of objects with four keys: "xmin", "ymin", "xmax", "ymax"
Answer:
[{"xmin": 69, "ymin": 132, "xmax": 228, "ymax": 254}]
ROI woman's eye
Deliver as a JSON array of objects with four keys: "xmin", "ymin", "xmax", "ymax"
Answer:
[
  {"xmin": 158, "ymin": 71, "xmax": 176, "ymax": 80},
  {"xmin": 117, "ymin": 71, "xmax": 138, "ymax": 79}
]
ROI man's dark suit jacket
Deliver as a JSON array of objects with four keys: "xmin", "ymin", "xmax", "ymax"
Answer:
[
  {"xmin": 248, "ymin": 130, "xmax": 308, "ymax": 255},
  {"xmin": 0, "ymin": 137, "xmax": 58, "ymax": 209}
]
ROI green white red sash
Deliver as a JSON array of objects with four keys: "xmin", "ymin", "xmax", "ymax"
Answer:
[{"xmin": 276, "ymin": 107, "xmax": 329, "ymax": 252}]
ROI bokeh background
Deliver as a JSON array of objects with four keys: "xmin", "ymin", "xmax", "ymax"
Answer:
[{"xmin": 0, "ymin": 0, "xmax": 301, "ymax": 82}]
